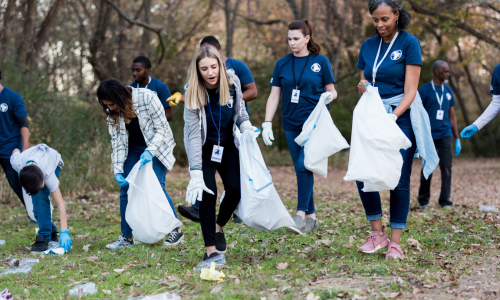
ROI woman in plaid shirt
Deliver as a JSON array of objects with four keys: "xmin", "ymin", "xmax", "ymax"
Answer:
[
  {"xmin": 183, "ymin": 45, "xmax": 256, "ymax": 266},
  {"xmin": 97, "ymin": 78, "xmax": 183, "ymax": 250}
]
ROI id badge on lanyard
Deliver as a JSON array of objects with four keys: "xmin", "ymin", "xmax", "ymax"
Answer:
[
  {"xmin": 291, "ymin": 54, "xmax": 310, "ymax": 104},
  {"xmin": 207, "ymin": 90, "xmax": 225, "ymax": 163},
  {"xmin": 211, "ymin": 145, "xmax": 224, "ymax": 163},
  {"xmin": 431, "ymin": 81, "xmax": 445, "ymax": 120},
  {"xmin": 291, "ymin": 89, "xmax": 300, "ymax": 103},
  {"xmin": 372, "ymin": 31, "xmax": 399, "ymax": 86}
]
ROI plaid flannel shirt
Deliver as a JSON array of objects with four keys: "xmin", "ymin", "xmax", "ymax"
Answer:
[{"xmin": 108, "ymin": 88, "xmax": 176, "ymax": 174}]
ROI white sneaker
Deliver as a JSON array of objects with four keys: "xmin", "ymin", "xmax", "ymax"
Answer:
[{"xmin": 106, "ymin": 236, "xmax": 133, "ymax": 250}]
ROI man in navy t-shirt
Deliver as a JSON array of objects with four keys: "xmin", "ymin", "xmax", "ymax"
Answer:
[
  {"xmin": 417, "ymin": 61, "xmax": 460, "ymax": 209},
  {"xmin": 177, "ymin": 36, "xmax": 258, "ymax": 223},
  {"xmin": 0, "ymin": 70, "xmax": 30, "ymax": 211},
  {"xmin": 130, "ymin": 56, "xmax": 173, "ymax": 121}
]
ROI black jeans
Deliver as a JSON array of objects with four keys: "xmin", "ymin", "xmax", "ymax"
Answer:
[
  {"xmin": 418, "ymin": 136, "xmax": 453, "ymax": 207},
  {"xmin": 200, "ymin": 139, "xmax": 241, "ymax": 247},
  {"xmin": 0, "ymin": 156, "xmax": 25, "ymax": 207}
]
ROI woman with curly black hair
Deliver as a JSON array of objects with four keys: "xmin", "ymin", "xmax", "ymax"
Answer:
[{"xmin": 355, "ymin": 0, "xmax": 438, "ymax": 259}]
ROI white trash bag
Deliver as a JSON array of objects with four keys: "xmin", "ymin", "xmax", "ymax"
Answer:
[
  {"xmin": 23, "ymin": 188, "xmax": 54, "ymax": 222},
  {"xmin": 294, "ymin": 92, "xmax": 350, "ymax": 178},
  {"xmin": 125, "ymin": 162, "xmax": 182, "ymax": 243},
  {"xmin": 233, "ymin": 128, "xmax": 298, "ymax": 233},
  {"xmin": 344, "ymin": 85, "xmax": 412, "ymax": 192}
]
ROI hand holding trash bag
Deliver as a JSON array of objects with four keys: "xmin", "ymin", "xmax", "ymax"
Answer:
[
  {"xmin": 262, "ymin": 122, "xmax": 274, "ymax": 146},
  {"xmin": 239, "ymin": 120, "xmax": 257, "ymax": 133},
  {"xmin": 59, "ymin": 230, "xmax": 72, "ymax": 252},
  {"xmin": 114, "ymin": 174, "xmax": 128, "ymax": 187},
  {"xmin": 460, "ymin": 124, "xmax": 478, "ymax": 139},
  {"xmin": 323, "ymin": 92, "xmax": 334, "ymax": 105},
  {"xmin": 139, "ymin": 150, "xmax": 153, "ymax": 169},
  {"xmin": 186, "ymin": 170, "xmax": 214, "ymax": 205}
]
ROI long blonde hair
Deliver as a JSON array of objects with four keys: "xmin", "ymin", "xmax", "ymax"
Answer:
[{"xmin": 186, "ymin": 45, "xmax": 231, "ymax": 109}]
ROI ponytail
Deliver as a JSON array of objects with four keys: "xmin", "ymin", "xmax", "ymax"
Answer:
[{"xmin": 288, "ymin": 19, "xmax": 321, "ymax": 55}]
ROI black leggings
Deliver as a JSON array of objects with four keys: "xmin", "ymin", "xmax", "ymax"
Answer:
[{"xmin": 200, "ymin": 139, "xmax": 241, "ymax": 247}]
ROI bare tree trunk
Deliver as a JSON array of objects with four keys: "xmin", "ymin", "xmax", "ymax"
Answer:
[
  {"xmin": 301, "ymin": 0, "xmax": 309, "ymax": 19},
  {"xmin": 18, "ymin": 0, "xmax": 37, "ymax": 64},
  {"xmin": 456, "ymin": 44, "xmax": 484, "ymax": 112},
  {"xmin": 333, "ymin": 0, "xmax": 348, "ymax": 77},
  {"xmin": 142, "ymin": 0, "xmax": 151, "ymax": 53},
  {"xmin": 88, "ymin": 0, "xmax": 115, "ymax": 81},
  {"xmin": 224, "ymin": 0, "xmax": 242, "ymax": 58},
  {"xmin": 26, "ymin": 0, "xmax": 65, "ymax": 65},
  {"xmin": 1, "ymin": 0, "xmax": 16, "ymax": 49},
  {"xmin": 286, "ymin": 0, "xmax": 301, "ymax": 20},
  {"xmin": 117, "ymin": 0, "xmax": 128, "ymax": 81}
]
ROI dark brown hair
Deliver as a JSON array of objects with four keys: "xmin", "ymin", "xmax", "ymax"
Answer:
[
  {"xmin": 97, "ymin": 78, "xmax": 136, "ymax": 128},
  {"xmin": 20, "ymin": 164, "xmax": 44, "ymax": 196},
  {"xmin": 288, "ymin": 19, "xmax": 321, "ymax": 55}
]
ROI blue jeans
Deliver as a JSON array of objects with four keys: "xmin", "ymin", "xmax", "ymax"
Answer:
[
  {"xmin": 120, "ymin": 144, "xmax": 178, "ymax": 238},
  {"xmin": 356, "ymin": 110, "xmax": 417, "ymax": 229},
  {"xmin": 285, "ymin": 130, "xmax": 315, "ymax": 214},
  {"xmin": 33, "ymin": 167, "xmax": 61, "ymax": 240}
]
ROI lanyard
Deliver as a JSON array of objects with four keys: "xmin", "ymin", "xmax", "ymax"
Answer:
[
  {"xmin": 431, "ymin": 81, "xmax": 444, "ymax": 110},
  {"xmin": 292, "ymin": 53, "xmax": 310, "ymax": 90},
  {"xmin": 372, "ymin": 31, "xmax": 399, "ymax": 86},
  {"xmin": 206, "ymin": 91, "xmax": 222, "ymax": 146},
  {"xmin": 136, "ymin": 76, "xmax": 152, "ymax": 89}
]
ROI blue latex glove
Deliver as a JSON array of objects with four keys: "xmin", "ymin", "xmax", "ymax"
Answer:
[
  {"xmin": 59, "ymin": 230, "xmax": 72, "ymax": 252},
  {"xmin": 460, "ymin": 124, "xmax": 478, "ymax": 139},
  {"xmin": 114, "ymin": 173, "xmax": 128, "ymax": 187},
  {"xmin": 139, "ymin": 150, "xmax": 153, "ymax": 170},
  {"xmin": 455, "ymin": 139, "xmax": 462, "ymax": 157}
]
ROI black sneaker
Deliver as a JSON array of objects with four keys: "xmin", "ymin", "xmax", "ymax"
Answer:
[
  {"xmin": 178, "ymin": 205, "xmax": 200, "ymax": 222},
  {"xmin": 203, "ymin": 252, "xmax": 221, "ymax": 261},
  {"xmin": 215, "ymin": 231, "xmax": 226, "ymax": 254},
  {"xmin": 162, "ymin": 230, "xmax": 184, "ymax": 246},
  {"xmin": 51, "ymin": 231, "xmax": 59, "ymax": 243},
  {"xmin": 233, "ymin": 213, "xmax": 243, "ymax": 223},
  {"xmin": 31, "ymin": 235, "xmax": 49, "ymax": 253}
]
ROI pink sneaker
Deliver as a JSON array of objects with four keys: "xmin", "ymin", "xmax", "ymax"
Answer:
[
  {"xmin": 386, "ymin": 242, "xmax": 404, "ymax": 259},
  {"xmin": 357, "ymin": 226, "xmax": 389, "ymax": 254}
]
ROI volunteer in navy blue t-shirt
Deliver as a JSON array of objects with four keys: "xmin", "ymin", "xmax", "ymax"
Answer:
[
  {"xmin": 130, "ymin": 56, "xmax": 173, "ymax": 121},
  {"xmin": 461, "ymin": 63, "xmax": 500, "ymax": 138},
  {"xmin": 355, "ymin": 0, "xmax": 429, "ymax": 259},
  {"xmin": 262, "ymin": 20, "xmax": 337, "ymax": 234},
  {"xmin": 0, "ymin": 70, "xmax": 30, "ymax": 210},
  {"xmin": 418, "ymin": 61, "xmax": 460, "ymax": 209},
  {"xmin": 177, "ymin": 36, "xmax": 258, "ymax": 224}
]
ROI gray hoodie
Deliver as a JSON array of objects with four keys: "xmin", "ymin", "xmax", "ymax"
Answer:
[
  {"xmin": 10, "ymin": 144, "xmax": 64, "ymax": 193},
  {"xmin": 183, "ymin": 72, "xmax": 249, "ymax": 169}
]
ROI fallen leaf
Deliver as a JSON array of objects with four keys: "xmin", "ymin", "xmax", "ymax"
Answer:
[
  {"xmin": 407, "ymin": 239, "xmax": 420, "ymax": 245},
  {"xmin": 315, "ymin": 239, "xmax": 331, "ymax": 246},
  {"xmin": 235, "ymin": 278, "xmax": 240, "ymax": 284},
  {"xmin": 343, "ymin": 243, "xmax": 354, "ymax": 248},
  {"xmin": 412, "ymin": 287, "xmax": 420, "ymax": 296},
  {"xmin": 464, "ymin": 249, "xmax": 474, "ymax": 254},
  {"xmin": 210, "ymin": 285, "xmax": 222, "ymax": 294},
  {"xmin": 114, "ymin": 269, "xmax": 125, "ymax": 274},
  {"xmin": 82, "ymin": 244, "xmax": 91, "ymax": 253},
  {"xmin": 228, "ymin": 241, "xmax": 237, "ymax": 248},
  {"xmin": 85, "ymin": 256, "xmax": 99, "ymax": 263},
  {"xmin": 103, "ymin": 290, "xmax": 111, "ymax": 295},
  {"xmin": 276, "ymin": 262, "xmax": 288, "ymax": 270},
  {"xmin": 306, "ymin": 292, "xmax": 320, "ymax": 300}
]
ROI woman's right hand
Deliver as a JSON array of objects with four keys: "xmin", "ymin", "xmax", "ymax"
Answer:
[{"xmin": 357, "ymin": 80, "xmax": 369, "ymax": 96}]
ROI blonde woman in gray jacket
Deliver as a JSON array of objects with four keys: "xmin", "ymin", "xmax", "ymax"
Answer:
[{"xmin": 184, "ymin": 45, "xmax": 255, "ymax": 266}]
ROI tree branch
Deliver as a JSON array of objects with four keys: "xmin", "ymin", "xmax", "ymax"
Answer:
[
  {"xmin": 103, "ymin": 0, "xmax": 167, "ymax": 65},
  {"xmin": 408, "ymin": 0, "xmax": 500, "ymax": 48}
]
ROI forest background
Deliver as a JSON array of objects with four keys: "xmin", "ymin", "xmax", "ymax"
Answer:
[{"xmin": 1, "ymin": 0, "xmax": 500, "ymax": 198}]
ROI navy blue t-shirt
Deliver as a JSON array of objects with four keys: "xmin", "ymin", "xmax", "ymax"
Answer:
[
  {"xmin": 357, "ymin": 31, "xmax": 422, "ymax": 99},
  {"xmin": 419, "ymin": 82, "xmax": 456, "ymax": 140},
  {"xmin": 0, "ymin": 87, "xmax": 27, "ymax": 159},
  {"xmin": 130, "ymin": 78, "xmax": 171, "ymax": 108},
  {"xmin": 270, "ymin": 53, "xmax": 335, "ymax": 131},
  {"xmin": 490, "ymin": 64, "xmax": 500, "ymax": 95},
  {"xmin": 226, "ymin": 58, "xmax": 254, "ymax": 113},
  {"xmin": 205, "ymin": 88, "xmax": 234, "ymax": 144}
]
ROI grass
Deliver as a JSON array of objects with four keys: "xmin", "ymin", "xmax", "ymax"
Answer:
[{"xmin": 0, "ymin": 165, "xmax": 499, "ymax": 299}]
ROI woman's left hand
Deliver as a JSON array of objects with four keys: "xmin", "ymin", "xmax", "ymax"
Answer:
[
  {"xmin": 357, "ymin": 80, "xmax": 369, "ymax": 96},
  {"xmin": 139, "ymin": 150, "xmax": 153, "ymax": 169}
]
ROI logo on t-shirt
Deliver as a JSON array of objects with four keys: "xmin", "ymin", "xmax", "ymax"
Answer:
[
  {"xmin": 0, "ymin": 103, "xmax": 8, "ymax": 113},
  {"xmin": 446, "ymin": 93, "xmax": 452, "ymax": 100},
  {"xmin": 311, "ymin": 63, "xmax": 321, "ymax": 72},
  {"xmin": 390, "ymin": 50, "xmax": 403, "ymax": 61}
]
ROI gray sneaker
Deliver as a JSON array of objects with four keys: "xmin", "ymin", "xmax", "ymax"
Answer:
[
  {"xmin": 304, "ymin": 217, "xmax": 319, "ymax": 233},
  {"xmin": 106, "ymin": 236, "xmax": 133, "ymax": 250},
  {"xmin": 293, "ymin": 215, "xmax": 305, "ymax": 232}
]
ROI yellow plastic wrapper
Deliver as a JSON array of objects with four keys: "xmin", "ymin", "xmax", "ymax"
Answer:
[
  {"xmin": 199, "ymin": 262, "xmax": 225, "ymax": 282},
  {"xmin": 167, "ymin": 92, "xmax": 182, "ymax": 107}
]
